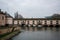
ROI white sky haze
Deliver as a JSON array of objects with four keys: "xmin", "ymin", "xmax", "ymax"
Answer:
[{"xmin": 0, "ymin": 0, "xmax": 60, "ymax": 18}]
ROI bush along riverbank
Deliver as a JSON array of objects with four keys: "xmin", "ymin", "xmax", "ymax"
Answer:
[{"xmin": 0, "ymin": 30, "xmax": 21, "ymax": 40}]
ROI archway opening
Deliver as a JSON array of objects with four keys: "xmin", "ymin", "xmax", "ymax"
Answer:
[
  {"xmin": 55, "ymin": 25, "xmax": 59, "ymax": 28},
  {"xmin": 42, "ymin": 25, "xmax": 48, "ymax": 27}
]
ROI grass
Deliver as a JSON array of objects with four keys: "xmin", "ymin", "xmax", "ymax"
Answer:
[
  {"xmin": 0, "ymin": 32, "xmax": 13, "ymax": 38},
  {"xmin": 0, "ymin": 30, "xmax": 20, "ymax": 38}
]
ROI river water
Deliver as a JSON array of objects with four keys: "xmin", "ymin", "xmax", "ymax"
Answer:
[{"xmin": 11, "ymin": 27, "xmax": 60, "ymax": 40}]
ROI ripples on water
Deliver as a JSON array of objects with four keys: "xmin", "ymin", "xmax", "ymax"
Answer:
[{"xmin": 11, "ymin": 27, "xmax": 60, "ymax": 40}]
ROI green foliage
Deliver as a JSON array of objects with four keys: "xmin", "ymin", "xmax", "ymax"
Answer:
[{"xmin": 0, "ymin": 32, "xmax": 12, "ymax": 38}]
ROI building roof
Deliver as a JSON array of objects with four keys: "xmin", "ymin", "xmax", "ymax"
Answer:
[
  {"xmin": 0, "ymin": 11, "xmax": 6, "ymax": 15},
  {"xmin": 5, "ymin": 12, "xmax": 13, "ymax": 18},
  {"xmin": 0, "ymin": 9, "xmax": 13, "ymax": 18}
]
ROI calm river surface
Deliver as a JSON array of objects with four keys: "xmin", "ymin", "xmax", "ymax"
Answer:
[{"xmin": 11, "ymin": 27, "xmax": 60, "ymax": 40}]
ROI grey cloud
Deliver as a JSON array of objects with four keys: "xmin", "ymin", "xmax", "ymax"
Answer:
[{"xmin": 0, "ymin": 0, "xmax": 60, "ymax": 18}]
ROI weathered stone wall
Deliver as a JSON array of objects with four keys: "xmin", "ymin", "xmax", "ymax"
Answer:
[{"xmin": 0, "ymin": 27, "xmax": 20, "ymax": 35}]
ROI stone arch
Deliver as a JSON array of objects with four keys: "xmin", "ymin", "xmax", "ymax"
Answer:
[
  {"xmin": 55, "ymin": 25, "xmax": 59, "ymax": 28},
  {"xmin": 55, "ymin": 25, "xmax": 60, "ymax": 31},
  {"xmin": 42, "ymin": 25, "xmax": 48, "ymax": 27},
  {"xmin": 49, "ymin": 25, "xmax": 54, "ymax": 30},
  {"xmin": 49, "ymin": 25, "xmax": 54, "ymax": 27}
]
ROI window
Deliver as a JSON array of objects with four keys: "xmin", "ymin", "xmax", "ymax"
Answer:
[{"xmin": 2, "ymin": 16, "xmax": 4, "ymax": 20}]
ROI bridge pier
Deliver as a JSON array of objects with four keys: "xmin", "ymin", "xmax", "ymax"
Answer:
[{"xmin": 34, "ymin": 27, "xmax": 37, "ymax": 31}]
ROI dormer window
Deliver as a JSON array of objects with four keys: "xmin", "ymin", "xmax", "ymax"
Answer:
[{"xmin": 2, "ymin": 16, "xmax": 4, "ymax": 20}]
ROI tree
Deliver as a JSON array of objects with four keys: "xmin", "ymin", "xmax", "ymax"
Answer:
[
  {"xmin": 45, "ymin": 14, "xmax": 60, "ymax": 19},
  {"xmin": 14, "ymin": 12, "xmax": 23, "ymax": 19}
]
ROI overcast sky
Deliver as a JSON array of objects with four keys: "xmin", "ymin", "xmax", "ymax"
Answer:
[{"xmin": 0, "ymin": 0, "xmax": 60, "ymax": 18}]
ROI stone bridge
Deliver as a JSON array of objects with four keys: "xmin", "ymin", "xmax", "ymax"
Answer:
[{"xmin": 14, "ymin": 18, "xmax": 60, "ymax": 27}]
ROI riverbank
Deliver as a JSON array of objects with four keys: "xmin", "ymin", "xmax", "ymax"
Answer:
[{"xmin": 0, "ymin": 30, "xmax": 21, "ymax": 40}]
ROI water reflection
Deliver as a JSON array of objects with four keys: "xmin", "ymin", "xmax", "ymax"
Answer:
[
  {"xmin": 20, "ymin": 26, "xmax": 60, "ymax": 31},
  {"xmin": 11, "ymin": 26, "xmax": 60, "ymax": 40}
]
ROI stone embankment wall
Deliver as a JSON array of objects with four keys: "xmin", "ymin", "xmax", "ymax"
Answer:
[{"xmin": 0, "ymin": 27, "xmax": 20, "ymax": 34}]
